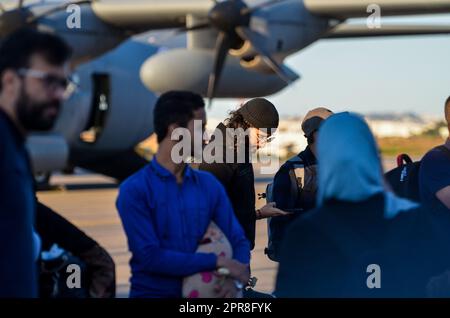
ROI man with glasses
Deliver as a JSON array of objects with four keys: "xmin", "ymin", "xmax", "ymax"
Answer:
[{"xmin": 0, "ymin": 28, "xmax": 72, "ymax": 297}]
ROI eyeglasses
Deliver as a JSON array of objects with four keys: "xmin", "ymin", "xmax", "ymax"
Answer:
[
  {"xmin": 256, "ymin": 130, "xmax": 276, "ymax": 144},
  {"xmin": 17, "ymin": 68, "xmax": 77, "ymax": 94}
]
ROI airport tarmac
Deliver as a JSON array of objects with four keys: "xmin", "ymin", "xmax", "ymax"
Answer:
[
  {"xmin": 36, "ymin": 171, "xmax": 279, "ymax": 297},
  {"xmin": 36, "ymin": 160, "xmax": 397, "ymax": 298}
]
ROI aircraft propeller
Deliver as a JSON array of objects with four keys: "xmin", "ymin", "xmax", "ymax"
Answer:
[{"xmin": 177, "ymin": 0, "xmax": 300, "ymax": 103}]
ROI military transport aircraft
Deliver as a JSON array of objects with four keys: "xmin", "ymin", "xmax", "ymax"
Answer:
[{"xmin": 1, "ymin": 0, "xmax": 450, "ymax": 181}]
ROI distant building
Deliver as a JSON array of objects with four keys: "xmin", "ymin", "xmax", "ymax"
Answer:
[{"xmin": 364, "ymin": 113, "xmax": 438, "ymax": 138}]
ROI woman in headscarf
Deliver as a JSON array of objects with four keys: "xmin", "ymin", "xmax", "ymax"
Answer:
[{"xmin": 275, "ymin": 112, "xmax": 450, "ymax": 298}]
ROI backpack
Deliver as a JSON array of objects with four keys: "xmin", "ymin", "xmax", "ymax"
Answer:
[
  {"xmin": 385, "ymin": 154, "xmax": 422, "ymax": 202},
  {"xmin": 262, "ymin": 155, "xmax": 317, "ymax": 262},
  {"xmin": 385, "ymin": 146, "xmax": 450, "ymax": 202},
  {"xmin": 40, "ymin": 244, "xmax": 89, "ymax": 298}
]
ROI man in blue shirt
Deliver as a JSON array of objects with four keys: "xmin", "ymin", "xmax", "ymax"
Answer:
[
  {"xmin": 116, "ymin": 91, "xmax": 251, "ymax": 298},
  {"xmin": 419, "ymin": 96, "xmax": 450, "ymax": 213},
  {"xmin": 0, "ymin": 28, "xmax": 72, "ymax": 297}
]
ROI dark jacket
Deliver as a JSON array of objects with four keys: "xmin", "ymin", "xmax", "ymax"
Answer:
[
  {"xmin": 0, "ymin": 109, "xmax": 37, "ymax": 298},
  {"xmin": 268, "ymin": 147, "xmax": 317, "ymax": 259},
  {"xmin": 273, "ymin": 146, "xmax": 317, "ymax": 211},
  {"xmin": 275, "ymin": 193, "xmax": 450, "ymax": 298},
  {"xmin": 199, "ymin": 123, "xmax": 256, "ymax": 250}
]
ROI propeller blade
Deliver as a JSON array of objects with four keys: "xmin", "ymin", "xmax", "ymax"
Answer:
[
  {"xmin": 18, "ymin": 0, "xmax": 25, "ymax": 9},
  {"xmin": 207, "ymin": 31, "xmax": 232, "ymax": 104},
  {"xmin": 27, "ymin": 0, "xmax": 92, "ymax": 24},
  {"xmin": 235, "ymin": 26, "xmax": 299, "ymax": 83},
  {"xmin": 241, "ymin": 0, "xmax": 287, "ymax": 15}
]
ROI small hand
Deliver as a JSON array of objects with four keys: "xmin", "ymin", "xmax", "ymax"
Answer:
[
  {"xmin": 258, "ymin": 202, "xmax": 291, "ymax": 219},
  {"xmin": 216, "ymin": 257, "xmax": 250, "ymax": 285},
  {"xmin": 214, "ymin": 277, "xmax": 239, "ymax": 298}
]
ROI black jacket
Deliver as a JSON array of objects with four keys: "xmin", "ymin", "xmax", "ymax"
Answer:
[
  {"xmin": 275, "ymin": 193, "xmax": 450, "ymax": 297},
  {"xmin": 272, "ymin": 146, "xmax": 317, "ymax": 211},
  {"xmin": 268, "ymin": 147, "xmax": 317, "ymax": 260},
  {"xmin": 199, "ymin": 123, "xmax": 256, "ymax": 249}
]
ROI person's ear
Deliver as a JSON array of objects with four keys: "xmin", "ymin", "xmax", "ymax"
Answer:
[
  {"xmin": 167, "ymin": 123, "xmax": 182, "ymax": 142},
  {"xmin": 1, "ymin": 69, "xmax": 20, "ymax": 96},
  {"xmin": 313, "ymin": 131, "xmax": 319, "ymax": 144}
]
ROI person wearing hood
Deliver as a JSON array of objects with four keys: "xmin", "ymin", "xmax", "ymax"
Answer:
[{"xmin": 275, "ymin": 112, "xmax": 450, "ymax": 297}]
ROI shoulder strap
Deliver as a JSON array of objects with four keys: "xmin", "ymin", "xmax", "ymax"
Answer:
[
  {"xmin": 288, "ymin": 155, "xmax": 305, "ymax": 179},
  {"xmin": 286, "ymin": 156, "xmax": 304, "ymax": 208},
  {"xmin": 287, "ymin": 155, "xmax": 303, "ymax": 164}
]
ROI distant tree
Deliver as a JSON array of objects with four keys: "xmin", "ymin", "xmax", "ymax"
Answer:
[{"xmin": 421, "ymin": 121, "xmax": 447, "ymax": 137}]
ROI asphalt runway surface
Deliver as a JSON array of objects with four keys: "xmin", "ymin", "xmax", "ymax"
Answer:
[{"xmin": 37, "ymin": 172, "xmax": 279, "ymax": 297}]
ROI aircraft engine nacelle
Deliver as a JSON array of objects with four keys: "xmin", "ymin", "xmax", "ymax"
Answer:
[
  {"xmin": 228, "ymin": 42, "xmax": 274, "ymax": 74},
  {"xmin": 140, "ymin": 48, "xmax": 288, "ymax": 98},
  {"xmin": 225, "ymin": 0, "xmax": 330, "ymax": 76},
  {"xmin": 240, "ymin": 54, "xmax": 279, "ymax": 74},
  {"xmin": 229, "ymin": 41, "xmax": 256, "ymax": 59}
]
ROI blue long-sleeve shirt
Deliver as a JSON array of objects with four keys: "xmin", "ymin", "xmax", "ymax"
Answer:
[{"xmin": 116, "ymin": 158, "xmax": 251, "ymax": 298}]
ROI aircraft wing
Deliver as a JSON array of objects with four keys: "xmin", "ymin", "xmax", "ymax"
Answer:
[
  {"xmin": 92, "ymin": 0, "xmax": 213, "ymax": 29},
  {"xmin": 304, "ymin": 0, "xmax": 450, "ymax": 19},
  {"xmin": 325, "ymin": 24, "xmax": 450, "ymax": 38},
  {"xmin": 91, "ymin": 0, "xmax": 450, "ymax": 30}
]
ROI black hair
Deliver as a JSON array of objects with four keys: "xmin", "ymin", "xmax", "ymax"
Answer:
[
  {"xmin": 0, "ymin": 28, "xmax": 72, "ymax": 91},
  {"xmin": 446, "ymin": 96, "xmax": 450, "ymax": 107},
  {"xmin": 225, "ymin": 110, "xmax": 251, "ymax": 130},
  {"xmin": 153, "ymin": 91, "xmax": 205, "ymax": 143}
]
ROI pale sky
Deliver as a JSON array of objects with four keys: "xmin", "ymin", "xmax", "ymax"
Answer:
[{"xmin": 208, "ymin": 15, "xmax": 450, "ymax": 120}]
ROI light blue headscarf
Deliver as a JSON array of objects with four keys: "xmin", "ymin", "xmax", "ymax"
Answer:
[{"xmin": 317, "ymin": 112, "xmax": 418, "ymax": 219}]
